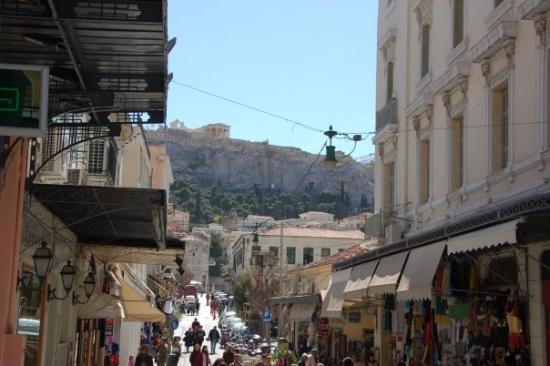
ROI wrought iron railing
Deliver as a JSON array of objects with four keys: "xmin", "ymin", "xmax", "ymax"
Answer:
[{"xmin": 375, "ymin": 98, "xmax": 398, "ymax": 132}]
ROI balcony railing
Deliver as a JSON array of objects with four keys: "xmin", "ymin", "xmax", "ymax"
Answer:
[{"xmin": 376, "ymin": 98, "xmax": 398, "ymax": 132}]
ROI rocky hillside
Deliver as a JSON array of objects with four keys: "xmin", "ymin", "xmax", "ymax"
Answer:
[{"xmin": 147, "ymin": 127, "xmax": 374, "ymax": 210}]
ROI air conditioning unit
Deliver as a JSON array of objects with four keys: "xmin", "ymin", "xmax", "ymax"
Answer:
[
  {"xmin": 385, "ymin": 223, "xmax": 402, "ymax": 244},
  {"xmin": 66, "ymin": 169, "xmax": 82, "ymax": 185}
]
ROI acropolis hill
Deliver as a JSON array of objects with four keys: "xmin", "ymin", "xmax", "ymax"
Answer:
[{"xmin": 146, "ymin": 120, "xmax": 374, "ymax": 208}]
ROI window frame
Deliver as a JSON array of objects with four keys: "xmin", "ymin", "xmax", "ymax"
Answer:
[
  {"xmin": 420, "ymin": 24, "xmax": 431, "ymax": 78},
  {"xmin": 321, "ymin": 248, "xmax": 331, "ymax": 258},
  {"xmin": 450, "ymin": 116, "xmax": 464, "ymax": 192},
  {"xmin": 419, "ymin": 138, "xmax": 431, "ymax": 204},
  {"xmin": 302, "ymin": 247, "xmax": 314, "ymax": 265},
  {"xmin": 490, "ymin": 81, "xmax": 509, "ymax": 173},
  {"xmin": 286, "ymin": 247, "xmax": 296, "ymax": 265},
  {"xmin": 452, "ymin": 0, "xmax": 464, "ymax": 49}
]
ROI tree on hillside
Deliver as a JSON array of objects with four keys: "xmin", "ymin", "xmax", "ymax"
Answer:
[{"xmin": 208, "ymin": 234, "xmax": 225, "ymax": 277}]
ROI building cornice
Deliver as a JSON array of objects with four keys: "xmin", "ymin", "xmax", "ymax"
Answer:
[
  {"xmin": 335, "ymin": 191, "xmax": 550, "ymax": 271},
  {"xmin": 432, "ymin": 62, "xmax": 471, "ymax": 95},
  {"xmin": 471, "ymin": 21, "xmax": 518, "ymax": 62}
]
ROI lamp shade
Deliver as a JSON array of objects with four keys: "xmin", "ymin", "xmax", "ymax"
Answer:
[
  {"xmin": 59, "ymin": 261, "xmax": 77, "ymax": 293},
  {"xmin": 32, "ymin": 241, "xmax": 53, "ymax": 279},
  {"xmin": 322, "ymin": 145, "xmax": 338, "ymax": 172},
  {"xmin": 83, "ymin": 272, "xmax": 96, "ymax": 298}
]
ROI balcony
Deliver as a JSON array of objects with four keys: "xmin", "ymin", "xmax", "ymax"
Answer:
[{"xmin": 376, "ymin": 98, "xmax": 398, "ymax": 132}]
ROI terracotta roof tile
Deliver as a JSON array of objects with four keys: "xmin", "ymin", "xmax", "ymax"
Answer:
[{"xmin": 294, "ymin": 245, "xmax": 370, "ymax": 271}]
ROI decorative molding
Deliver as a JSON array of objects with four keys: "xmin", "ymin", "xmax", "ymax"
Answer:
[
  {"xmin": 432, "ymin": 62, "xmax": 471, "ymax": 94},
  {"xmin": 535, "ymin": 15, "xmax": 548, "ymax": 44},
  {"xmin": 378, "ymin": 28, "xmax": 397, "ymax": 62},
  {"xmin": 442, "ymin": 92, "xmax": 451, "ymax": 116},
  {"xmin": 406, "ymin": 92, "xmax": 434, "ymax": 118},
  {"xmin": 414, "ymin": 0, "xmax": 433, "ymax": 26},
  {"xmin": 415, "ymin": 71, "xmax": 432, "ymax": 93},
  {"xmin": 484, "ymin": 0, "xmax": 514, "ymax": 29},
  {"xmin": 446, "ymin": 37, "xmax": 469, "ymax": 65},
  {"xmin": 518, "ymin": 0, "xmax": 550, "ymax": 20},
  {"xmin": 481, "ymin": 60, "xmax": 491, "ymax": 85},
  {"xmin": 471, "ymin": 21, "xmax": 518, "ymax": 62}
]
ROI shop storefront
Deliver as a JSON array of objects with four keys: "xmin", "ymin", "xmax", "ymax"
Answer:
[{"xmin": 334, "ymin": 218, "xmax": 541, "ymax": 365}]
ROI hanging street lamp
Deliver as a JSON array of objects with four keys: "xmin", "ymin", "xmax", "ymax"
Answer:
[
  {"xmin": 48, "ymin": 260, "xmax": 77, "ymax": 301},
  {"xmin": 32, "ymin": 241, "xmax": 53, "ymax": 279},
  {"xmin": 73, "ymin": 272, "xmax": 96, "ymax": 305},
  {"xmin": 322, "ymin": 125, "xmax": 338, "ymax": 172}
]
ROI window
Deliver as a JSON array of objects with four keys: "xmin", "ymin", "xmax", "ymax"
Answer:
[
  {"xmin": 303, "ymin": 247, "xmax": 314, "ymax": 265},
  {"xmin": 421, "ymin": 24, "xmax": 430, "ymax": 77},
  {"xmin": 451, "ymin": 117, "xmax": 464, "ymax": 191},
  {"xmin": 419, "ymin": 139, "xmax": 430, "ymax": 203},
  {"xmin": 384, "ymin": 163, "xmax": 395, "ymax": 211},
  {"xmin": 452, "ymin": 0, "xmax": 464, "ymax": 48},
  {"xmin": 88, "ymin": 139, "xmax": 105, "ymax": 174},
  {"xmin": 269, "ymin": 246, "xmax": 279, "ymax": 258},
  {"xmin": 321, "ymin": 248, "xmax": 331, "ymax": 258},
  {"xmin": 495, "ymin": 0, "xmax": 504, "ymax": 7},
  {"xmin": 387, "ymin": 0, "xmax": 394, "ymax": 7},
  {"xmin": 491, "ymin": 83, "xmax": 509, "ymax": 172},
  {"xmin": 286, "ymin": 247, "xmax": 296, "ymax": 265},
  {"xmin": 386, "ymin": 62, "xmax": 394, "ymax": 103}
]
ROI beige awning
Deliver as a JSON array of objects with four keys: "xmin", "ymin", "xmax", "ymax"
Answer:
[
  {"xmin": 447, "ymin": 220, "xmax": 520, "ymax": 254},
  {"xmin": 120, "ymin": 279, "xmax": 166, "ymax": 323},
  {"xmin": 321, "ymin": 268, "xmax": 351, "ymax": 318},
  {"xmin": 367, "ymin": 251, "xmax": 408, "ymax": 296},
  {"xmin": 343, "ymin": 259, "xmax": 378, "ymax": 299},
  {"xmin": 78, "ymin": 292, "xmax": 122, "ymax": 319},
  {"xmin": 396, "ymin": 242, "xmax": 445, "ymax": 301},
  {"xmin": 289, "ymin": 303, "xmax": 315, "ymax": 321}
]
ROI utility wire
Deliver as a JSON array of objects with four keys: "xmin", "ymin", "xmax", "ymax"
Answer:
[
  {"xmin": 293, "ymin": 141, "xmax": 327, "ymax": 193},
  {"xmin": 171, "ymin": 80, "xmax": 324, "ymax": 133}
]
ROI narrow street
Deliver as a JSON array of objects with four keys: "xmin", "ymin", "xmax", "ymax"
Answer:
[{"xmin": 173, "ymin": 295, "xmax": 224, "ymax": 366}]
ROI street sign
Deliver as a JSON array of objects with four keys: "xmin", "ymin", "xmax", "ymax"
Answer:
[
  {"xmin": 263, "ymin": 311, "xmax": 271, "ymax": 322},
  {"xmin": 0, "ymin": 64, "xmax": 49, "ymax": 137}
]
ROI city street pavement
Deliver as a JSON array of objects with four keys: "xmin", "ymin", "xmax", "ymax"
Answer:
[{"xmin": 174, "ymin": 295, "xmax": 224, "ymax": 366}]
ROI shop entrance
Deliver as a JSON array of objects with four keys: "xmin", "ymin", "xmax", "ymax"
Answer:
[{"xmin": 541, "ymin": 250, "xmax": 550, "ymax": 364}]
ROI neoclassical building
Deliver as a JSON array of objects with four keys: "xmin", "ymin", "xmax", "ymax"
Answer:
[{"xmin": 331, "ymin": 1, "xmax": 550, "ymax": 365}]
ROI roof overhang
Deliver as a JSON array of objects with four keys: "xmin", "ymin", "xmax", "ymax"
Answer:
[
  {"xmin": 268, "ymin": 293, "xmax": 319, "ymax": 306},
  {"xmin": 0, "ymin": 0, "xmax": 169, "ymax": 128},
  {"xmin": 83, "ymin": 244, "xmax": 182, "ymax": 265},
  {"xmin": 32, "ymin": 183, "xmax": 166, "ymax": 249}
]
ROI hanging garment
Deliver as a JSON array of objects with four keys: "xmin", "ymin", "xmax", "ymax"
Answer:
[
  {"xmin": 468, "ymin": 298, "xmax": 479, "ymax": 336},
  {"xmin": 434, "ymin": 296, "xmax": 449, "ymax": 325}
]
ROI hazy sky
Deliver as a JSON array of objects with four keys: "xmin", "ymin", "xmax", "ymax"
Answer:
[{"xmin": 167, "ymin": 1, "xmax": 378, "ymax": 158}]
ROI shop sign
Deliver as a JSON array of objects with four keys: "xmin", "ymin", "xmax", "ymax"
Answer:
[
  {"xmin": 263, "ymin": 311, "xmax": 271, "ymax": 322},
  {"xmin": 0, "ymin": 64, "xmax": 49, "ymax": 137},
  {"xmin": 104, "ymin": 318, "xmax": 113, "ymax": 336}
]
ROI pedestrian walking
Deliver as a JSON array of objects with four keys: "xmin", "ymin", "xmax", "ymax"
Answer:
[
  {"xmin": 190, "ymin": 344, "xmax": 203, "ymax": 366},
  {"xmin": 202, "ymin": 345, "xmax": 212, "ymax": 366},
  {"xmin": 306, "ymin": 349, "xmax": 319, "ymax": 366},
  {"xmin": 156, "ymin": 338, "xmax": 169, "ymax": 366},
  {"xmin": 195, "ymin": 326, "xmax": 206, "ymax": 346},
  {"xmin": 298, "ymin": 354, "xmax": 308, "ymax": 366},
  {"xmin": 192, "ymin": 318, "xmax": 201, "ymax": 330},
  {"xmin": 206, "ymin": 293, "xmax": 210, "ymax": 305},
  {"xmin": 342, "ymin": 357, "xmax": 353, "ymax": 366},
  {"xmin": 134, "ymin": 345, "xmax": 154, "ymax": 366},
  {"xmin": 171, "ymin": 336, "xmax": 181, "ymax": 361},
  {"xmin": 208, "ymin": 325, "xmax": 221, "ymax": 354},
  {"xmin": 184, "ymin": 327, "xmax": 195, "ymax": 353}
]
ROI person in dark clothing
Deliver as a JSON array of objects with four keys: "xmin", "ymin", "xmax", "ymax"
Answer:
[
  {"xmin": 195, "ymin": 326, "xmax": 206, "ymax": 346},
  {"xmin": 223, "ymin": 347, "xmax": 235, "ymax": 365},
  {"xmin": 135, "ymin": 345, "xmax": 154, "ymax": 366},
  {"xmin": 208, "ymin": 326, "xmax": 221, "ymax": 354},
  {"xmin": 184, "ymin": 328, "xmax": 195, "ymax": 353},
  {"xmin": 342, "ymin": 357, "xmax": 354, "ymax": 366},
  {"xmin": 192, "ymin": 318, "xmax": 201, "ymax": 330}
]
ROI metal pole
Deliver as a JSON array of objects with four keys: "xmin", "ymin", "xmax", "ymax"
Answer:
[
  {"xmin": 279, "ymin": 221, "xmax": 283, "ymax": 295},
  {"xmin": 36, "ymin": 280, "xmax": 48, "ymax": 366}
]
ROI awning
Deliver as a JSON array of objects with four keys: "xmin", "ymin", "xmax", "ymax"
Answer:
[
  {"xmin": 396, "ymin": 242, "xmax": 446, "ymax": 301},
  {"xmin": 367, "ymin": 251, "xmax": 408, "ymax": 296},
  {"xmin": 321, "ymin": 268, "xmax": 351, "ymax": 318},
  {"xmin": 120, "ymin": 278, "xmax": 165, "ymax": 323},
  {"xmin": 343, "ymin": 259, "xmax": 378, "ymax": 299},
  {"xmin": 78, "ymin": 292, "xmax": 122, "ymax": 319},
  {"xmin": 84, "ymin": 245, "xmax": 184, "ymax": 265},
  {"xmin": 289, "ymin": 303, "xmax": 316, "ymax": 321},
  {"xmin": 268, "ymin": 294, "xmax": 319, "ymax": 306},
  {"xmin": 32, "ymin": 184, "xmax": 166, "ymax": 249},
  {"xmin": 447, "ymin": 220, "xmax": 520, "ymax": 254}
]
